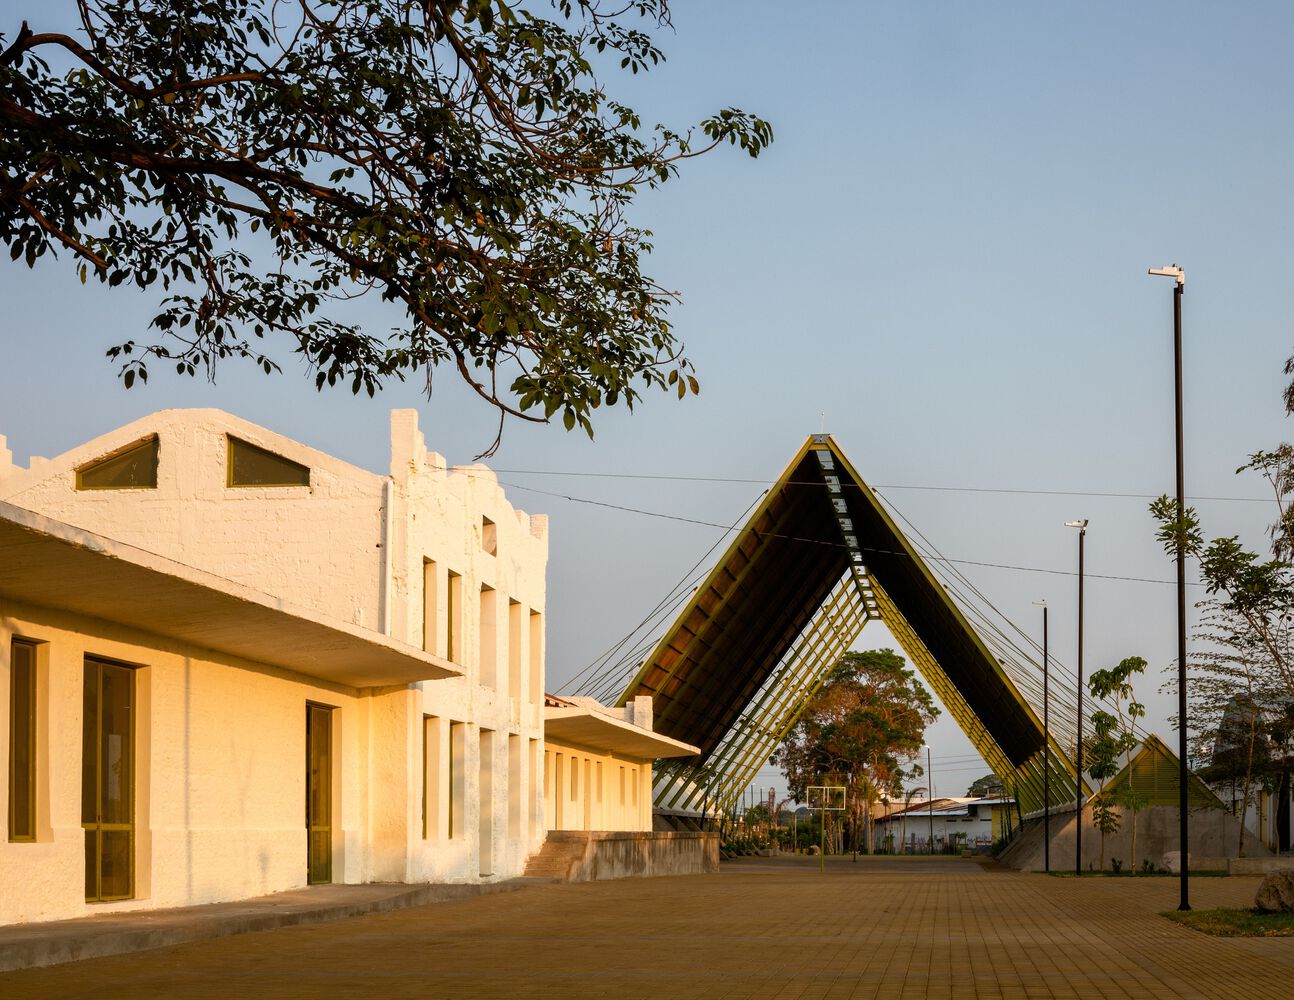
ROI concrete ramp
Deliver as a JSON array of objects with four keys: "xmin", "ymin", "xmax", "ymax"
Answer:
[{"xmin": 997, "ymin": 804, "xmax": 1271, "ymax": 872}]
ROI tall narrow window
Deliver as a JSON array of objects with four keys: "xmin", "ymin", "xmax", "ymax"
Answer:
[
  {"xmin": 480, "ymin": 516, "xmax": 497, "ymax": 556},
  {"xmin": 528, "ymin": 611, "xmax": 543, "ymax": 703},
  {"xmin": 227, "ymin": 436, "xmax": 310, "ymax": 487},
  {"xmin": 422, "ymin": 560, "xmax": 438, "ymax": 655},
  {"xmin": 8, "ymin": 640, "xmax": 37, "ymax": 842},
  {"xmin": 305, "ymin": 703, "xmax": 333, "ymax": 885},
  {"xmin": 76, "ymin": 437, "xmax": 158, "ymax": 490},
  {"xmin": 422, "ymin": 715, "xmax": 442, "ymax": 839},
  {"xmin": 507, "ymin": 734, "xmax": 522, "ymax": 840},
  {"xmin": 529, "ymin": 739, "xmax": 539, "ymax": 836},
  {"xmin": 508, "ymin": 601, "xmax": 523, "ymax": 700},
  {"xmin": 447, "ymin": 572, "xmax": 462, "ymax": 663},
  {"xmin": 83, "ymin": 657, "xmax": 135, "ymax": 902},
  {"xmin": 448, "ymin": 721, "xmax": 466, "ymax": 838},
  {"xmin": 479, "ymin": 586, "xmax": 497, "ymax": 689},
  {"xmin": 479, "ymin": 729, "xmax": 495, "ymax": 876}
]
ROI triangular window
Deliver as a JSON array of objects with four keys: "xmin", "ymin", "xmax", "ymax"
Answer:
[
  {"xmin": 75, "ymin": 437, "xmax": 159, "ymax": 490},
  {"xmin": 227, "ymin": 437, "xmax": 310, "ymax": 487}
]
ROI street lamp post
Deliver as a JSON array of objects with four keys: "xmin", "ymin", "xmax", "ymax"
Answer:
[
  {"xmin": 1150, "ymin": 262, "xmax": 1190, "ymax": 911},
  {"xmin": 1065, "ymin": 519, "xmax": 1088, "ymax": 876},
  {"xmin": 1034, "ymin": 599, "xmax": 1050, "ymax": 873},
  {"xmin": 926, "ymin": 744, "xmax": 934, "ymax": 854}
]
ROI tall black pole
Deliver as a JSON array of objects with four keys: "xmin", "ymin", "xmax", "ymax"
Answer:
[
  {"xmin": 1075, "ymin": 525, "xmax": 1085, "ymax": 877},
  {"xmin": 1043, "ymin": 603, "xmax": 1051, "ymax": 874},
  {"xmin": 1173, "ymin": 278, "xmax": 1191, "ymax": 911},
  {"xmin": 927, "ymin": 746, "xmax": 934, "ymax": 855}
]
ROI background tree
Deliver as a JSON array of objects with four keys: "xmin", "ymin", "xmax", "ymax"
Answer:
[
  {"xmin": 0, "ymin": 1, "xmax": 771, "ymax": 452},
  {"xmin": 1149, "ymin": 355, "xmax": 1294, "ymax": 698},
  {"xmin": 1085, "ymin": 655, "xmax": 1147, "ymax": 872},
  {"xmin": 1164, "ymin": 599, "xmax": 1286, "ymax": 856},
  {"xmin": 1149, "ymin": 356, "xmax": 1294, "ymax": 851},
  {"xmin": 966, "ymin": 773, "xmax": 1005, "ymax": 798},
  {"xmin": 773, "ymin": 648, "xmax": 939, "ymax": 855}
]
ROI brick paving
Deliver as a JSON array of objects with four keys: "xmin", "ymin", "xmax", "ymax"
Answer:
[{"xmin": 3, "ymin": 855, "xmax": 1291, "ymax": 999}]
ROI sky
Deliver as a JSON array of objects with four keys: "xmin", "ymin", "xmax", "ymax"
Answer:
[{"xmin": 3, "ymin": 1, "xmax": 1294, "ymax": 802}]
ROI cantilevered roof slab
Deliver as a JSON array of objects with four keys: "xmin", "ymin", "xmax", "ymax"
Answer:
[
  {"xmin": 0, "ymin": 501, "xmax": 461, "ymax": 689},
  {"xmin": 615, "ymin": 435, "xmax": 1080, "ymax": 815}
]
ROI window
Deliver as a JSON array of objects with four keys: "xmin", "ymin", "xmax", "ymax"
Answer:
[
  {"xmin": 76, "ymin": 437, "xmax": 158, "ymax": 490},
  {"xmin": 448, "ymin": 721, "xmax": 466, "ymax": 838},
  {"xmin": 528, "ymin": 611, "xmax": 543, "ymax": 703},
  {"xmin": 570, "ymin": 756, "xmax": 578, "ymax": 801},
  {"xmin": 422, "ymin": 560, "xmax": 438, "ymax": 655},
  {"xmin": 508, "ymin": 601, "xmax": 523, "ymax": 700},
  {"xmin": 447, "ymin": 572, "xmax": 462, "ymax": 663},
  {"xmin": 83, "ymin": 657, "xmax": 136, "ymax": 902},
  {"xmin": 422, "ymin": 715, "xmax": 442, "ymax": 839},
  {"xmin": 507, "ymin": 734, "xmax": 522, "ymax": 839},
  {"xmin": 8, "ymin": 640, "xmax": 37, "ymax": 841},
  {"xmin": 479, "ymin": 586, "xmax": 497, "ymax": 689},
  {"xmin": 227, "ymin": 436, "xmax": 309, "ymax": 487},
  {"xmin": 481, "ymin": 516, "xmax": 497, "ymax": 556}
]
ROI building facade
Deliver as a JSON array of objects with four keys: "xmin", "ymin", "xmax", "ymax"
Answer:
[{"xmin": 0, "ymin": 409, "xmax": 548, "ymax": 924}]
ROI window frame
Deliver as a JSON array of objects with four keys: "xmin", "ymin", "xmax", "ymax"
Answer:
[
  {"xmin": 8, "ymin": 639, "xmax": 38, "ymax": 842},
  {"xmin": 74, "ymin": 437, "xmax": 159, "ymax": 491},
  {"xmin": 226, "ymin": 436, "xmax": 311, "ymax": 489}
]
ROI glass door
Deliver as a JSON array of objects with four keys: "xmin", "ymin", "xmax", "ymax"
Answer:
[
  {"xmin": 82, "ymin": 658, "xmax": 134, "ymax": 902},
  {"xmin": 306, "ymin": 704, "xmax": 333, "ymax": 884}
]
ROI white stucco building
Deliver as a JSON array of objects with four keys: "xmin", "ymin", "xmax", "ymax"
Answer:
[{"xmin": 0, "ymin": 408, "xmax": 549, "ymax": 924}]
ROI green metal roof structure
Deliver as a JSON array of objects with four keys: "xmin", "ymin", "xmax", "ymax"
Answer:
[
  {"xmin": 612, "ymin": 434, "xmax": 1086, "ymax": 816},
  {"xmin": 1105, "ymin": 734, "xmax": 1223, "ymax": 809}
]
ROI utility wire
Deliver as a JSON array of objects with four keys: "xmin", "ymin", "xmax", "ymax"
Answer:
[
  {"xmin": 470, "ymin": 466, "xmax": 1273, "ymax": 505},
  {"xmin": 500, "ymin": 479, "xmax": 1204, "ymax": 588}
]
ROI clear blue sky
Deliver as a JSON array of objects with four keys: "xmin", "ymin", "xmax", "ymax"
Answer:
[{"xmin": 3, "ymin": 2, "xmax": 1293, "ymax": 800}]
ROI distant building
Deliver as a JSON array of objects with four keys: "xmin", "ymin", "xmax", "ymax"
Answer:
[
  {"xmin": 873, "ymin": 795, "xmax": 1017, "ymax": 851},
  {"xmin": 541, "ymin": 694, "xmax": 697, "ymax": 832}
]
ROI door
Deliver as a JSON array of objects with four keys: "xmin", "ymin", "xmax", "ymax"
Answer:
[
  {"xmin": 306, "ymin": 704, "xmax": 333, "ymax": 884},
  {"xmin": 82, "ymin": 658, "xmax": 135, "ymax": 902}
]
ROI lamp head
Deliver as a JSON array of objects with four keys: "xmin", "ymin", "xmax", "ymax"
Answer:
[
  {"xmin": 1148, "ymin": 264, "xmax": 1185, "ymax": 286},
  {"xmin": 1032, "ymin": 599, "xmax": 1047, "ymax": 607},
  {"xmin": 1064, "ymin": 519, "xmax": 1089, "ymax": 531}
]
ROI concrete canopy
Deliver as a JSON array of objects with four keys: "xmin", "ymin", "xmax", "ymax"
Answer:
[
  {"xmin": 0, "ymin": 501, "xmax": 461, "ymax": 689},
  {"xmin": 544, "ymin": 707, "xmax": 700, "ymax": 760},
  {"xmin": 610, "ymin": 435, "xmax": 1081, "ymax": 815}
]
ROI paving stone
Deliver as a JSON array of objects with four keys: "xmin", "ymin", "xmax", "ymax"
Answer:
[{"xmin": 1, "ymin": 855, "xmax": 1289, "ymax": 999}]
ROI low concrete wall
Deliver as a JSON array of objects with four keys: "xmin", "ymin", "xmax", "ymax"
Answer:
[
  {"xmin": 548, "ymin": 831, "xmax": 719, "ymax": 882},
  {"xmin": 998, "ymin": 804, "xmax": 1271, "ymax": 872},
  {"xmin": 1229, "ymin": 858, "xmax": 1294, "ymax": 875}
]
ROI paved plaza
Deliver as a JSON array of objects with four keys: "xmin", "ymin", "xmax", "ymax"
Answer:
[{"xmin": 4, "ymin": 855, "xmax": 1293, "ymax": 999}]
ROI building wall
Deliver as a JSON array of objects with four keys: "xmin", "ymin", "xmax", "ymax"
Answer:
[
  {"xmin": 543, "ymin": 738, "xmax": 653, "ymax": 833},
  {"xmin": 0, "ymin": 410, "xmax": 386, "ymax": 629},
  {"xmin": 875, "ymin": 813, "xmax": 996, "ymax": 851},
  {"xmin": 0, "ymin": 600, "xmax": 378, "ymax": 925},
  {"xmin": 0, "ymin": 408, "xmax": 549, "ymax": 922}
]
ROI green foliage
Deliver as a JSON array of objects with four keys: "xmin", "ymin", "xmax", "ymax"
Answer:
[
  {"xmin": 1148, "ymin": 360, "xmax": 1294, "ymax": 857},
  {"xmin": 1085, "ymin": 655, "xmax": 1146, "ymax": 871},
  {"xmin": 0, "ymin": 1, "xmax": 771, "ymax": 451},
  {"xmin": 965, "ymin": 773, "xmax": 1005, "ymax": 798}
]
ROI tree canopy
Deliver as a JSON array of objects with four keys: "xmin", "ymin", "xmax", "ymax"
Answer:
[
  {"xmin": 0, "ymin": 1, "xmax": 771, "ymax": 451},
  {"xmin": 773, "ymin": 649, "xmax": 938, "ymax": 850},
  {"xmin": 965, "ymin": 773, "xmax": 1004, "ymax": 798}
]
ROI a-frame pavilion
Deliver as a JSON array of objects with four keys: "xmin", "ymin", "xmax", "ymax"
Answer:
[{"xmin": 612, "ymin": 434, "xmax": 1087, "ymax": 817}]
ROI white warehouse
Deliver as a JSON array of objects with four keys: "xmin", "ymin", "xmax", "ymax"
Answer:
[{"xmin": 0, "ymin": 408, "xmax": 552, "ymax": 924}]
